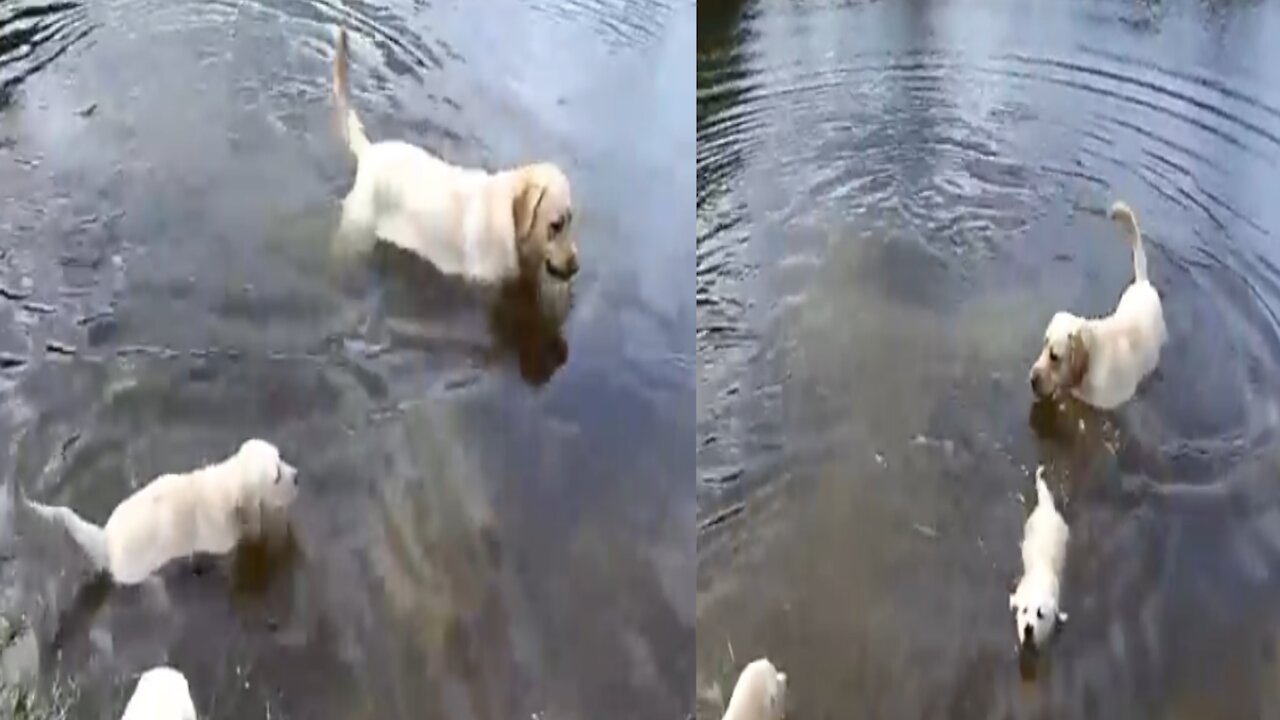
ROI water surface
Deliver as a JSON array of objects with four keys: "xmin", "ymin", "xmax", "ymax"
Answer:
[
  {"xmin": 0, "ymin": 1, "xmax": 694, "ymax": 718},
  {"xmin": 697, "ymin": 0, "xmax": 1280, "ymax": 717}
]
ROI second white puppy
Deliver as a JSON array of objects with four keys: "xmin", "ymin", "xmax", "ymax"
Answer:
[
  {"xmin": 1029, "ymin": 201, "xmax": 1166, "ymax": 410},
  {"xmin": 1009, "ymin": 467, "xmax": 1069, "ymax": 652},
  {"xmin": 21, "ymin": 439, "xmax": 298, "ymax": 585},
  {"xmin": 120, "ymin": 666, "xmax": 196, "ymax": 720},
  {"xmin": 723, "ymin": 657, "xmax": 787, "ymax": 720}
]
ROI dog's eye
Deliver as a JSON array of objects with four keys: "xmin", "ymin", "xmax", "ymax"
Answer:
[
  {"xmin": 1036, "ymin": 609, "xmax": 1045, "ymax": 619},
  {"xmin": 550, "ymin": 217, "xmax": 566, "ymax": 234},
  {"xmin": 1049, "ymin": 350, "xmax": 1059, "ymax": 363}
]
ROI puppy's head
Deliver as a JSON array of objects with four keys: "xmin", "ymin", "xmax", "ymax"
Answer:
[
  {"xmin": 1009, "ymin": 575, "xmax": 1065, "ymax": 652},
  {"xmin": 236, "ymin": 439, "xmax": 299, "ymax": 510},
  {"xmin": 511, "ymin": 163, "xmax": 576, "ymax": 281},
  {"xmin": 1029, "ymin": 312, "xmax": 1090, "ymax": 399},
  {"xmin": 727, "ymin": 658, "xmax": 787, "ymax": 720}
]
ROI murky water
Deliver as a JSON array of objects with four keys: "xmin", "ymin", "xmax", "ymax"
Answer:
[
  {"xmin": 0, "ymin": 0, "xmax": 693, "ymax": 718},
  {"xmin": 698, "ymin": 0, "xmax": 1280, "ymax": 717}
]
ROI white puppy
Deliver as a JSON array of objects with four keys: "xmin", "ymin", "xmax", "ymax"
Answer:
[
  {"xmin": 332, "ymin": 28, "xmax": 577, "ymax": 284},
  {"xmin": 1029, "ymin": 201, "xmax": 1166, "ymax": 409},
  {"xmin": 20, "ymin": 439, "xmax": 298, "ymax": 585},
  {"xmin": 723, "ymin": 657, "xmax": 787, "ymax": 720},
  {"xmin": 1009, "ymin": 467, "xmax": 1069, "ymax": 652},
  {"xmin": 120, "ymin": 666, "xmax": 196, "ymax": 720}
]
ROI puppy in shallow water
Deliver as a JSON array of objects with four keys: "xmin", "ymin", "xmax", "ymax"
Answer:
[
  {"xmin": 1029, "ymin": 201, "xmax": 1166, "ymax": 409},
  {"xmin": 120, "ymin": 666, "xmax": 196, "ymax": 720},
  {"xmin": 19, "ymin": 439, "xmax": 298, "ymax": 585},
  {"xmin": 723, "ymin": 657, "xmax": 787, "ymax": 720},
  {"xmin": 1009, "ymin": 467, "xmax": 1069, "ymax": 653},
  {"xmin": 332, "ymin": 27, "xmax": 578, "ymax": 286}
]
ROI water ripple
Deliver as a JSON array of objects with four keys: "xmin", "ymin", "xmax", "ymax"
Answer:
[{"xmin": 0, "ymin": 0, "xmax": 92, "ymax": 107}]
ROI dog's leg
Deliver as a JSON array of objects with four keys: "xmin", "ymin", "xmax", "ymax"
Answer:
[
  {"xmin": 333, "ymin": 188, "xmax": 377, "ymax": 260},
  {"xmin": 140, "ymin": 576, "xmax": 171, "ymax": 614}
]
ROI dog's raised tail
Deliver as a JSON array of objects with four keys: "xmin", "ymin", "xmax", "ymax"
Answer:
[
  {"xmin": 333, "ymin": 26, "xmax": 370, "ymax": 160},
  {"xmin": 1034, "ymin": 466, "xmax": 1054, "ymax": 510},
  {"xmin": 16, "ymin": 487, "xmax": 109, "ymax": 572},
  {"xmin": 1110, "ymin": 200, "xmax": 1148, "ymax": 284}
]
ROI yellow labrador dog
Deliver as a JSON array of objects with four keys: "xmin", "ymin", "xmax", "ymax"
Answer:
[
  {"xmin": 332, "ymin": 28, "xmax": 577, "ymax": 284},
  {"xmin": 723, "ymin": 657, "xmax": 787, "ymax": 720},
  {"xmin": 120, "ymin": 666, "xmax": 196, "ymax": 720},
  {"xmin": 1029, "ymin": 201, "xmax": 1166, "ymax": 409},
  {"xmin": 19, "ymin": 439, "xmax": 298, "ymax": 585}
]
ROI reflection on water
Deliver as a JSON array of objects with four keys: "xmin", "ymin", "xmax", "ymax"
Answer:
[
  {"xmin": 0, "ymin": 0, "xmax": 693, "ymax": 718},
  {"xmin": 698, "ymin": 0, "xmax": 1280, "ymax": 717}
]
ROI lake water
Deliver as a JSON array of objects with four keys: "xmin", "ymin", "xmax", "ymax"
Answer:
[
  {"xmin": 0, "ymin": 0, "xmax": 694, "ymax": 718},
  {"xmin": 697, "ymin": 0, "xmax": 1280, "ymax": 717}
]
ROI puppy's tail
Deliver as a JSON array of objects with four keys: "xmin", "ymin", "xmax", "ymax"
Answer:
[
  {"xmin": 333, "ymin": 26, "xmax": 371, "ymax": 160},
  {"xmin": 1034, "ymin": 466, "xmax": 1055, "ymax": 510},
  {"xmin": 17, "ymin": 488, "xmax": 109, "ymax": 572},
  {"xmin": 1110, "ymin": 200, "xmax": 1148, "ymax": 284}
]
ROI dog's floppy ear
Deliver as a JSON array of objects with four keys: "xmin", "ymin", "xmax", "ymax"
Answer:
[
  {"xmin": 1068, "ymin": 328, "xmax": 1090, "ymax": 387},
  {"xmin": 1009, "ymin": 592, "xmax": 1017, "ymax": 610},
  {"xmin": 513, "ymin": 172, "xmax": 547, "ymax": 242}
]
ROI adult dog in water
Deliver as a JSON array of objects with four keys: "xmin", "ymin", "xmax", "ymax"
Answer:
[
  {"xmin": 332, "ymin": 27, "xmax": 577, "ymax": 284},
  {"xmin": 1029, "ymin": 201, "xmax": 1166, "ymax": 410}
]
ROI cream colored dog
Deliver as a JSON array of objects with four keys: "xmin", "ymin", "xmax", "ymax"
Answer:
[
  {"xmin": 723, "ymin": 657, "xmax": 787, "ymax": 720},
  {"xmin": 21, "ymin": 439, "xmax": 298, "ymax": 585},
  {"xmin": 1009, "ymin": 467, "xmax": 1069, "ymax": 652},
  {"xmin": 332, "ymin": 28, "xmax": 577, "ymax": 284},
  {"xmin": 120, "ymin": 666, "xmax": 196, "ymax": 720},
  {"xmin": 1029, "ymin": 201, "xmax": 1166, "ymax": 409}
]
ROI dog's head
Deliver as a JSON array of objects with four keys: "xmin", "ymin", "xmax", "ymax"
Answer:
[
  {"xmin": 1009, "ymin": 574, "xmax": 1065, "ymax": 652},
  {"xmin": 235, "ymin": 439, "xmax": 299, "ymax": 510},
  {"xmin": 511, "ymin": 163, "xmax": 576, "ymax": 281},
  {"xmin": 1029, "ymin": 312, "xmax": 1090, "ymax": 399},
  {"xmin": 728, "ymin": 658, "xmax": 787, "ymax": 720}
]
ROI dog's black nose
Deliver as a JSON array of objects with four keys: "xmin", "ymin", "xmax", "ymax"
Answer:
[
  {"xmin": 546, "ymin": 257, "xmax": 578, "ymax": 280},
  {"xmin": 1023, "ymin": 624, "xmax": 1035, "ymax": 646}
]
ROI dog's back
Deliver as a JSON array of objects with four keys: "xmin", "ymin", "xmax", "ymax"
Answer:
[
  {"xmin": 103, "ymin": 472, "xmax": 205, "ymax": 584},
  {"xmin": 1023, "ymin": 471, "xmax": 1068, "ymax": 576}
]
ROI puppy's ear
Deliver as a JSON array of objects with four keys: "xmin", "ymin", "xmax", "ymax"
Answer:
[
  {"xmin": 1068, "ymin": 328, "xmax": 1091, "ymax": 387},
  {"xmin": 513, "ymin": 173, "xmax": 547, "ymax": 242},
  {"xmin": 1009, "ymin": 592, "xmax": 1017, "ymax": 610}
]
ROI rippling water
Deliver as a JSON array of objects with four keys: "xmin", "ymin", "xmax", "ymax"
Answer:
[
  {"xmin": 698, "ymin": 0, "xmax": 1280, "ymax": 717},
  {"xmin": 0, "ymin": 0, "xmax": 693, "ymax": 718}
]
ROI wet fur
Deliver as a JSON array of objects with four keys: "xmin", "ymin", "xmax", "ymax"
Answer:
[
  {"xmin": 1009, "ymin": 467, "xmax": 1069, "ymax": 652},
  {"xmin": 121, "ymin": 666, "xmax": 196, "ymax": 720},
  {"xmin": 18, "ymin": 439, "xmax": 297, "ymax": 586},
  {"xmin": 723, "ymin": 658, "xmax": 787, "ymax": 720},
  {"xmin": 1029, "ymin": 201, "xmax": 1167, "ymax": 409},
  {"xmin": 332, "ymin": 27, "xmax": 578, "ymax": 284}
]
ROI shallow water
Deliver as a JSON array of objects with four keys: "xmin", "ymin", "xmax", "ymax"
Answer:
[
  {"xmin": 0, "ymin": 0, "xmax": 693, "ymax": 718},
  {"xmin": 697, "ymin": 0, "xmax": 1280, "ymax": 717}
]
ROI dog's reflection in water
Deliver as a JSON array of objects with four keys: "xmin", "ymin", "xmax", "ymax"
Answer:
[{"xmin": 363, "ymin": 243, "xmax": 574, "ymax": 386}]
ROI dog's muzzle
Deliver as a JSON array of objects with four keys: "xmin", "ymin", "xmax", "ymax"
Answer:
[
  {"xmin": 545, "ymin": 255, "xmax": 579, "ymax": 281},
  {"xmin": 1022, "ymin": 624, "xmax": 1036, "ymax": 649},
  {"xmin": 1029, "ymin": 368, "xmax": 1049, "ymax": 398}
]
